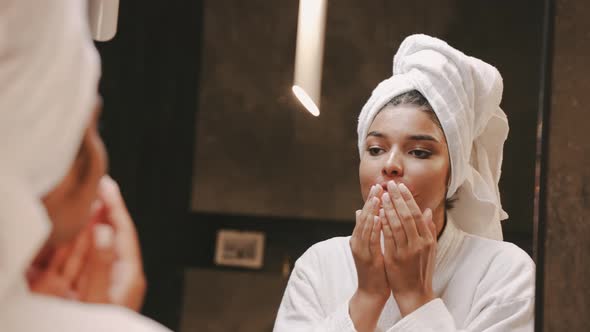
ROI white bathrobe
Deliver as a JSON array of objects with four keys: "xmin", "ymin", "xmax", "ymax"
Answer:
[
  {"xmin": 1, "ymin": 280, "xmax": 170, "ymax": 332},
  {"xmin": 273, "ymin": 217, "xmax": 535, "ymax": 331}
]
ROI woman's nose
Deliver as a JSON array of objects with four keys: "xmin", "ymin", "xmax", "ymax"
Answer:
[{"xmin": 382, "ymin": 150, "xmax": 403, "ymax": 177}]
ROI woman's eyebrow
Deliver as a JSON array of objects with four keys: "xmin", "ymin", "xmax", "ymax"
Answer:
[
  {"xmin": 366, "ymin": 131, "xmax": 386, "ymax": 138},
  {"xmin": 367, "ymin": 131, "xmax": 440, "ymax": 143},
  {"xmin": 407, "ymin": 134, "xmax": 440, "ymax": 143}
]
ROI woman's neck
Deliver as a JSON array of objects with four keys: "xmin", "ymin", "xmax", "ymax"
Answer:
[
  {"xmin": 432, "ymin": 205, "xmax": 447, "ymax": 239},
  {"xmin": 437, "ymin": 212, "xmax": 447, "ymax": 241}
]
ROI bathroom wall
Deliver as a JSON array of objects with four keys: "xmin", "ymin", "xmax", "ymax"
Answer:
[{"xmin": 540, "ymin": 0, "xmax": 590, "ymax": 330}]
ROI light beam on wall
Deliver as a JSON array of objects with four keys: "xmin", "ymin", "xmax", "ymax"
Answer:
[{"xmin": 292, "ymin": 0, "xmax": 327, "ymax": 117}]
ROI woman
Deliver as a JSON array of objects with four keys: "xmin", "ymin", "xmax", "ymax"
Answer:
[
  {"xmin": 0, "ymin": 0, "xmax": 170, "ymax": 331},
  {"xmin": 274, "ymin": 35, "xmax": 535, "ymax": 331}
]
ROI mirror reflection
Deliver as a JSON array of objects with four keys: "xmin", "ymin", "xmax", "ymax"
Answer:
[{"xmin": 1, "ymin": 1, "xmax": 549, "ymax": 332}]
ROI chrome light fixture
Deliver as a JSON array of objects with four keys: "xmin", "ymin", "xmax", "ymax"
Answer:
[
  {"xmin": 292, "ymin": 0, "xmax": 327, "ymax": 117},
  {"xmin": 88, "ymin": 0, "xmax": 119, "ymax": 41}
]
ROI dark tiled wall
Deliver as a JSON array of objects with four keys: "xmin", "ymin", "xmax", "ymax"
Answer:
[
  {"xmin": 191, "ymin": 0, "xmax": 544, "ymax": 234},
  {"xmin": 541, "ymin": 0, "xmax": 590, "ymax": 330}
]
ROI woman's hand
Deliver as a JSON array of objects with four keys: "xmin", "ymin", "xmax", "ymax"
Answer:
[
  {"xmin": 27, "ymin": 225, "xmax": 93, "ymax": 300},
  {"xmin": 28, "ymin": 176, "xmax": 146, "ymax": 312},
  {"xmin": 349, "ymin": 184, "xmax": 389, "ymax": 332},
  {"xmin": 380, "ymin": 180, "xmax": 437, "ymax": 317},
  {"xmin": 76, "ymin": 176, "xmax": 146, "ymax": 311}
]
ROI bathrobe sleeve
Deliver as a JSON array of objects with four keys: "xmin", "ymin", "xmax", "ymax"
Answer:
[{"xmin": 387, "ymin": 246, "xmax": 535, "ymax": 332}]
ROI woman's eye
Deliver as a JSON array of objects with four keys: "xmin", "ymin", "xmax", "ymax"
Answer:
[
  {"xmin": 410, "ymin": 149, "xmax": 432, "ymax": 159},
  {"xmin": 368, "ymin": 147, "xmax": 384, "ymax": 156}
]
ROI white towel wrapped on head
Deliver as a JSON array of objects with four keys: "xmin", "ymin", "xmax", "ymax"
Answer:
[
  {"xmin": 0, "ymin": 0, "xmax": 101, "ymax": 300},
  {"xmin": 358, "ymin": 34, "xmax": 509, "ymax": 240}
]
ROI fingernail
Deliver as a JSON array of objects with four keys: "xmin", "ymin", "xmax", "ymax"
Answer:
[
  {"xmin": 388, "ymin": 181, "xmax": 401, "ymax": 198},
  {"xmin": 399, "ymin": 183, "xmax": 411, "ymax": 197},
  {"xmin": 93, "ymin": 224, "xmax": 114, "ymax": 249},
  {"xmin": 90, "ymin": 199, "xmax": 102, "ymax": 213},
  {"xmin": 382, "ymin": 192, "xmax": 390, "ymax": 203},
  {"xmin": 371, "ymin": 184, "xmax": 379, "ymax": 195},
  {"xmin": 101, "ymin": 175, "xmax": 120, "ymax": 195},
  {"xmin": 387, "ymin": 180, "xmax": 396, "ymax": 191}
]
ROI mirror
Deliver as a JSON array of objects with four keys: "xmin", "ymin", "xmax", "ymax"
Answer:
[
  {"xmin": 96, "ymin": 0, "xmax": 549, "ymax": 330},
  {"xmin": 184, "ymin": 0, "xmax": 545, "ymax": 331}
]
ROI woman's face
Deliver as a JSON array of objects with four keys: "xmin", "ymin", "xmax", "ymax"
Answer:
[
  {"xmin": 42, "ymin": 100, "xmax": 108, "ymax": 245},
  {"xmin": 359, "ymin": 104, "xmax": 450, "ymax": 232}
]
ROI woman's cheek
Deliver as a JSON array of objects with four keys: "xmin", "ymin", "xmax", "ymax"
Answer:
[{"xmin": 406, "ymin": 174, "xmax": 444, "ymax": 208}]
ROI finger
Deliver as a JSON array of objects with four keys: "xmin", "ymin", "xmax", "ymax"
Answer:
[
  {"xmin": 371, "ymin": 192, "xmax": 382, "ymax": 215},
  {"xmin": 62, "ymin": 224, "xmax": 93, "ymax": 282},
  {"xmin": 89, "ymin": 199, "xmax": 107, "ymax": 223},
  {"xmin": 98, "ymin": 176, "xmax": 142, "ymax": 262},
  {"xmin": 367, "ymin": 183, "xmax": 381, "ymax": 201},
  {"xmin": 398, "ymin": 183, "xmax": 430, "ymax": 239},
  {"xmin": 365, "ymin": 192, "xmax": 382, "ymax": 241},
  {"xmin": 352, "ymin": 210, "xmax": 362, "ymax": 239},
  {"xmin": 369, "ymin": 196, "xmax": 382, "ymax": 237},
  {"xmin": 79, "ymin": 224, "xmax": 116, "ymax": 303},
  {"xmin": 382, "ymin": 192, "xmax": 406, "ymax": 247},
  {"xmin": 380, "ymin": 213, "xmax": 396, "ymax": 259},
  {"xmin": 379, "ymin": 208, "xmax": 386, "ymax": 232},
  {"xmin": 356, "ymin": 203, "xmax": 369, "ymax": 242},
  {"xmin": 361, "ymin": 197, "xmax": 379, "ymax": 242},
  {"xmin": 369, "ymin": 216, "xmax": 383, "ymax": 256},
  {"xmin": 424, "ymin": 209, "xmax": 436, "ymax": 239},
  {"xmin": 98, "ymin": 176, "xmax": 134, "ymax": 234},
  {"xmin": 358, "ymin": 185, "xmax": 379, "ymax": 239},
  {"xmin": 73, "ymin": 220, "xmax": 105, "ymax": 296},
  {"xmin": 373, "ymin": 185, "xmax": 384, "ymax": 201},
  {"xmin": 28, "ymin": 272, "xmax": 72, "ymax": 298},
  {"xmin": 75, "ymin": 265, "xmax": 89, "ymax": 298},
  {"xmin": 387, "ymin": 181, "xmax": 419, "ymax": 243},
  {"xmin": 93, "ymin": 223, "xmax": 116, "ymax": 260},
  {"xmin": 47, "ymin": 245, "xmax": 72, "ymax": 274}
]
